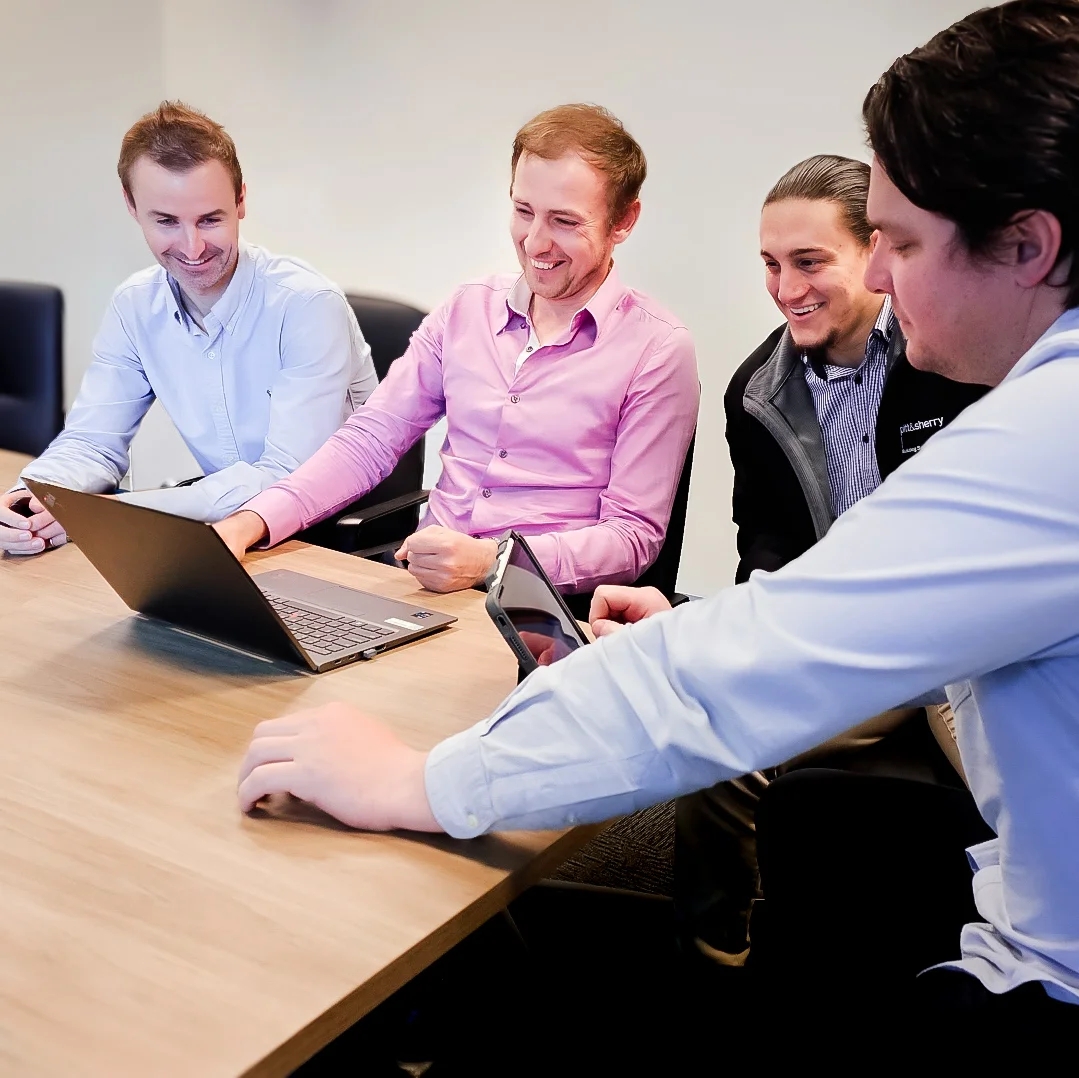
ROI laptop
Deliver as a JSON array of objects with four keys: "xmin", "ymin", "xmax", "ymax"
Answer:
[
  {"xmin": 483, "ymin": 530, "xmax": 589, "ymax": 673},
  {"xmin": 25, "ymin": 480, "xmax": 456, "ymax": 672}
]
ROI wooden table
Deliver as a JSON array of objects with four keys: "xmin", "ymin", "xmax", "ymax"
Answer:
[{"xmin": 0, "ymin": 449, "xmax": 592, "ymax": 1076}]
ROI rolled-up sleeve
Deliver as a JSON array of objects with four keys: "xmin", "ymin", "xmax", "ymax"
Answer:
[
  {"xmin": 242, "ymin": 297, "xmax": 450, "ymax": 544},
  {"xmin": 525, "ymin": 326, "xmax": 700, "ymax": 592}
]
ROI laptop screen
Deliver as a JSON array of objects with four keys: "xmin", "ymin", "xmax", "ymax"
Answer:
[{"xmin": 496, "ymin": 536, "xmax": 588, "ymax": 666}]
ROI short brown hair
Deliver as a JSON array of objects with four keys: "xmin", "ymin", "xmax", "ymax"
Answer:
[
  {"xmin": 511, "ymin": 103, "xmax": 647, "ymax": 228},
  {"xmin": 118, "ymin": 101, "xmax": 242, "ymax": 206},
  {"xmin": 764, "ymin": 155, "xmax": 874, "ymax": 247}
]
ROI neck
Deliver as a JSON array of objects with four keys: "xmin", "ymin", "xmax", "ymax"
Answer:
[
  {"xmin": 984, "ymin": 291, "xmax": 1068, "ymax": 386},
  {"xmin": 822, "ymin": 294, "xmax": 885, "ymax": 367},
  {"xmin": 180, "ymin": 247, "xmax": 240, "ymax": 319},
  {"xmin": 530, "ymin": 259, "xmax": 612, "ymax": 341}
]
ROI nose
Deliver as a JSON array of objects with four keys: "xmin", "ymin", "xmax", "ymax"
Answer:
[
  {"xmin": 863, "ymin": 232, "xmax": 891, "ymax": 295},
  {"xmin": 776, "ymin": 270, "xmax": 810, "ymax": 307},
  {"xmin": 176, "ymin": 224, "xmax": 206, "ymax": 261},
  {"xmin": 522, "ymin": 216, "xmax": 553, "ymax": 257}
]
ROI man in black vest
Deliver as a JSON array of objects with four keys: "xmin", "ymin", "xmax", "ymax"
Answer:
[{"xmin": 675, "ymin": 155, "xmax": 987, "ymax": 964}]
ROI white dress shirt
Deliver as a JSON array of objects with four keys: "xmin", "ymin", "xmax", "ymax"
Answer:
[
  {"xmin": 425, "ymin": 307, "xmax": 1079, "ymax": 1004},
  {"xmin": 20, "ymin": 242, "xmax": 378, "ymax": 522}
]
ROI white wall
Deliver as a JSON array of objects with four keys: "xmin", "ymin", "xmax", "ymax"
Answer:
[
  {"xmin": 4, "ymin": 0, "xmax": 980, "ymax": 592},
  {"xmin": 0, "ymin": 0, "xmax": 161, "ymax": 443}
]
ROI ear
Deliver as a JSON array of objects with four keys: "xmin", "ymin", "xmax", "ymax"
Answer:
[
  {"xmin": 236, "ymin": 182, "xmax": 247, "ymax": 222},
  {"xmin": 1005, "ymin": 209, "xmax": 1063, "ymax": 289},
  {"xmin": 609, "ymin": 199, "xmax": 641, "ymax": 247}
]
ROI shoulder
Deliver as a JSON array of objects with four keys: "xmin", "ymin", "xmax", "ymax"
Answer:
[
  {"xmin": 727, "ymin": 324, "xmax": 788, "ymax": 406},
  {"xmin": 246, "ymin": 244, "xmax": 349, "ymax": 307},
  {"xmin": 109, "ymin": 263, "xmax": 169, "ymax": 307}
]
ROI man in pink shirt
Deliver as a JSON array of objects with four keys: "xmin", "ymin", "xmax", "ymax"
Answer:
[{"xmin": 215, "ymin": 103, "xmax": 699, "ymax": 596}]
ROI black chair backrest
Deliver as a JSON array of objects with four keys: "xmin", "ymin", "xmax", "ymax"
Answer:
[
  {"xmin": 342, "ymin": 294, "xmax": 429, "ymax": 549},
  {"xmin": 0, "ymin": 282, "xmax": 63, "ymax": 455},
  {"xmin": 634, "ymin": 435, "xmax": 695, "ymax": 599}
]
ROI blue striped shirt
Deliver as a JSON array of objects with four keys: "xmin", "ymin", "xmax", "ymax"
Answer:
[{"xmin": 802, "ymin": 296, "xmax": 895, "ymax": 517}]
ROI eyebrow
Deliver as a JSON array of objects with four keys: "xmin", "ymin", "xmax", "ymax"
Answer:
[
  {"xmin": 150, "ymin": 208, "xmax": 228, "ymax": 219},
  {"xmin": 514, "ymin": 200, "xmax": 583, "ymax": 220},
  {"xmin": 759, "ymin": 246, "xmax": 832, "ymax": 258}
]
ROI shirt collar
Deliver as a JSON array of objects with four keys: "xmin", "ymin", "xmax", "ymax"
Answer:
[
  {"xmin": 166, "ymin": 238, "xmax": 253, "ymax": 335},
  {"xmin": 502, "ymin": 261, "xmax": 625, "ymax": 343}
]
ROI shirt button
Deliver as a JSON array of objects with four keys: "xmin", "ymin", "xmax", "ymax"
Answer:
[
  {"xmin": 862, "ymin": 434, "xmax": 870, "ymax": 444},
  {"xmin": 482, "ymin": 488, "xmax": 492, "ymax": 498},
  {"xmin": 525, "ymin": 345, "xmax": 533, "ymax": 353},
  {"xmin": 510, "ymin": 394, "xmax": 520, "ymax": 404},
  {"xmin": 466, "ymin": 813, "xmax": 479, "ymax": 829},
  {"xmin": 207, "ymin": 350, "xmax": 216, "ymax": 359},
  {"xmin": 498, "ymin": 449, "xmax": 508, "ymax": 459}
]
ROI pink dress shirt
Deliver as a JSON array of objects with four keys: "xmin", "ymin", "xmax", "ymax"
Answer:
[{"xmin": 244, "ymin": 267, "xmax": 699, "ymax": 592}]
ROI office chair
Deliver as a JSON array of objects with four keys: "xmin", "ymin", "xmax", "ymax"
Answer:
[
  {"xmin": 560, "ymin": 435, "xmax": 696, "ymax": 620},
  {"xmin": 322, "ymin": 294, "xmax": 431, "ymax": 558},
  {"xmin": 0, "ymin": 282, "xmax": 64, "ymax": 456}
]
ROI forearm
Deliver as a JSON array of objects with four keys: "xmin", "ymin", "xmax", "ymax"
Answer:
[
  {"xmin": 524, "ymin": 517, "xmax": 661, "ymax": 593},
  {"xmin": 118, "ymin": 460, "xmax": 286, "ymax": 523},
  {"xmin": 21, "ymin": 430, "xmax": 129, "ymax": 494}
]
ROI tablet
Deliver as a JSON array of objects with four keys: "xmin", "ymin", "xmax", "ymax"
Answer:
[{"xmin": 484, "ymin": 531, "xmax": 589, "ymax": 673}]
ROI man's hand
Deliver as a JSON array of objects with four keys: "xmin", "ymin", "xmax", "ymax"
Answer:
[
  {"xmin": 589, "ymin": 585, "xmax": 671, "ymax": 638},
  {"xmin": 395, "ymin": 526, "xmax": 498, "ymax": 592},
  {"xmin": 237, "ymin": 701, "xmax": 442, "ymax": 832},
  {"xmin": 0, "ymin": 490, "xmax": 66, "ymax": 556},
  {"xmin": 213, "ymin": 510, "xmax": 269, "ymax": 561}
]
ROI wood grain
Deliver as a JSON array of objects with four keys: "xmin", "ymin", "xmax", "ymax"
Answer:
[{"xmin": 0, "ymin": 453, "xmax": 594, "ymax": 1077}]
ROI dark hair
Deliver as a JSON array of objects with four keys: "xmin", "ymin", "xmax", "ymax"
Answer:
[
  {"xmin": 864, "ymin": 0, "xmax": 1079, "ymax": 306},
  {"xmin": 763, "ymin": 155, "xmax": 873, "ymax": 247},
  {"xmin": 512, "ymin": 104, "xmax": 646, "ymax": 228},
  {"xmin": 118, "ymin": 101, "xmax": 242, "ymax": 205}
]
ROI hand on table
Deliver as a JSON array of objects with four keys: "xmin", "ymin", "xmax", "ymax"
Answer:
[
  {"xmin": 0, "ymin": 490, "xmax": 66, "ymax": 556},
  {"xmin": 213, "ymin": 510, "xmax": 269, "ymax": 562},
  {"xmin": 395, "ymin": 525, "xmax": 498, "ymax": 593},
  {"xmin": 238, "ymin": 701, "xmax": 442, "ymax": 832},
  {"xmin": 588, "ymin": 585, "xmax": 671, "ymax": 638}
]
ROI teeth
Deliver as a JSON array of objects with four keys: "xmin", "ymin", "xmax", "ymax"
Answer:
[
  {"xmin": 791, "ymin": 303, "xmax": 823, "ymax": 315},
  {"xmin": 531, "ymin": 259, "xmax": 560, "ymax": 270},
  {"xmin": 175, "ymin": 255, "xmax": 211, "ymax": 266}
]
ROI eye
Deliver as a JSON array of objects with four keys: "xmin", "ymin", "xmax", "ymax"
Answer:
[
  {"xmin": 515, "ymin": 205, "xmax": 533, "ymax": 218},
  {"xmin": 554, "ymin": 217, "xmax": 578, "ymax": 227},
  {"xmin": 798, "ymin": 259, "xmax": 822, "ymax": 270}
]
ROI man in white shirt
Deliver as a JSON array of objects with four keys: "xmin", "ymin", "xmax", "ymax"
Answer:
[
  {"xmin": 0, "ymin": 101, "xmax": 376, "ymax": 554},
  {"xmin": 236, "ymin": 0, "xmax": 1079, "ymax": 1046}
]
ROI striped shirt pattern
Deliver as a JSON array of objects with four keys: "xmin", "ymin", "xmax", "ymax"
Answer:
[{"xmin": 802, "ymin": 295, "xmax": 895, "ymax": 518}]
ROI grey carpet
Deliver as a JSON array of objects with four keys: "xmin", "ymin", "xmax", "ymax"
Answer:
[{"xmin": 545, "ymin": 800, "xmax": 675, "ymax": 896}]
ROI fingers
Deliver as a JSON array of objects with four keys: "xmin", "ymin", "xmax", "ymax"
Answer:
[
  {"xmin": 238, "ymin": 735, "xmax": 297, "ymax": 779},
  {"xmin": 399, "ymin": 526, "xmax": 447, "ymax": 557},
  {"xmin": 407, "ymin": 562, "xmax": 452, "ymax": 592},
  {"xmin": 1, "ymin": 531, "xmax": 47, "ymax": 555},
  {"xmin": 238, "ymin": 760, "xmax": 302, "ymax": 812},
  {"xmin": 589, "ymin": 586, "xmax": 616, "ymax": 624},
  {"xmin": 591, "ymin": 618, "xmax": 626, "ymax": 639},
  {"xmin": 394, "ymin": 538, "xmax": 409, "ymax": 560}
]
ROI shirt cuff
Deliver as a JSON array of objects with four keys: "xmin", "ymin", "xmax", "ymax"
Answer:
[
  {"xmin": 242, "ymin": 486, "xmax": 305, "ymax": 547},
  {"xmin": 424, "ymin": 723, "xmax": 496, "ymax": 838}
]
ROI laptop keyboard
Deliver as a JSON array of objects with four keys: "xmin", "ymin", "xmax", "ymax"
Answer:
[{"xmin": 261, "ymin": 591, "xmax": 395, "ymax": 653}]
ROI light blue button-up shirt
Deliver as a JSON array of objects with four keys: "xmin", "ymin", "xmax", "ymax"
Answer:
[
  {"xmin": 426, "ymin": 307, "xmax": 1079, "ymax": 1004},
  {"xmin": 20, "ymin": 242, "xmax": 378, "ymax": 522}
]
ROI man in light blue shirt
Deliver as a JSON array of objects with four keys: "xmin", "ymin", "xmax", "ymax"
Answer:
[
  {"xmin": 0, "ymin": 101, "xmax": 376, "ymax": 554},
  {"xmin": 237, "ymin": 1, "xmax": 1079, "ymax": 1037}
]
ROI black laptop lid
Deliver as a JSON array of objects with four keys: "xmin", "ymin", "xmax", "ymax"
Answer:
[{"xmin": 25, "ymin": 481, "xmax": 304, "ymax": 665}]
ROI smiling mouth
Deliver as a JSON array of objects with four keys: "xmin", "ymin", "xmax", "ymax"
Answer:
[
  {"xmin": 789, "ymin": 302, "xmax": 824, "ymax": 316},
  {"xmin": 172, "ymin": 253, "xmax": 216, "ymax": 267},
  {"xmin": 530, "ymin": 258, "xmax": 564, "ymax": 271}
]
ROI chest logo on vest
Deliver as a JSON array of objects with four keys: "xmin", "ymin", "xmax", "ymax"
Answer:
[{"xmin": 899, "ymin": 416, "xmax": 944, "ymax": 455}]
